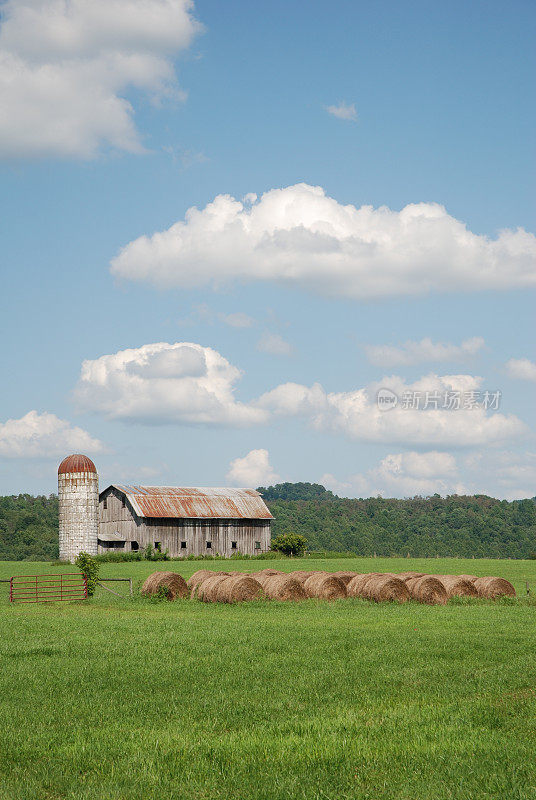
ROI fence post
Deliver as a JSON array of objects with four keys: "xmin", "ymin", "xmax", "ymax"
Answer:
[
  {"xmin": 129, "ymin": 577, "xmax": 133, "ymax": 597},
  {"xmin": 9, "ymin": 577, "xmax": 13, "ymax": 603}
]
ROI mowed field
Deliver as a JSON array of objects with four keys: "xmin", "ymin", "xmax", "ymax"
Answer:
[{"xmin": 0, "ymin": 558, "xmax": 535, "ymax": 800}]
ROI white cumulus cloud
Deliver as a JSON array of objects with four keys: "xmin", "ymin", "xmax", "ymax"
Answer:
[
  {"xmin": 0, "ymin": 0, "xmax": 201, "ymax": 158},
  {"xmin": 322, "ymin": 447, "xmax": 536, "ymax": 500},
  {"xmin": 71, "ymin": 340, "xmax": 527, "ymax": 449},
  {"xmin": 381, "ymin": 450, "xmax": 458, "ymax": 479},
  {"xmin": 256, "ymin": 332, "xmax": 293, "ymax": 356},
  {"xmin": 257, "ymin": 373, "xmax": 526, "ymax": 447},
  {"xmin": 326, "ymin": 101, "xmax": 357, "ymax": 121},
  {"xmin": 365, "ymin": 336, "xmax": 484, "ymax": 367},
  {"xmin": 110, "ymin": 183, "xmax": 536, "ymax": 299},
  {"xmin": 0, "ymin": 410, "xmax": 104, "ymax": 458},
  {"xmin": 320, "ymin": 450, "xmax": 465, "ymax": 498},
  {"xmin": 367, "ymin": 451, "xmax": 464, "ymax": 496},
  {"xmin": 219, "ymin": 312, "xmax": 255, "ymax": 328},
  {"xmin": 505, "ymin": 358, "xmax": 536, "ymax": 382},
  {"xmin": 227, "ymin": 448, "xmax": 279, "ymax": 487},
  {"xmin": 73, "ymin": 341, "xmax": 267, "ymax": 426},
  {"xmin": 178, "ymin": 305, "xmax": 256, "ymax": 329},
  {"xmin": 463, "ymin": 450, "xmax": 536, "ymax": 500}
]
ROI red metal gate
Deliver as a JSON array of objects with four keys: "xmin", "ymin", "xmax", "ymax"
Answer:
[{"xmin": 9, "ymin": 573, "xmax": 88, "ymax": 603}]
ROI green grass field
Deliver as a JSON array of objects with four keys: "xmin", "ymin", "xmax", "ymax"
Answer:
[{"xmin": 0, "ymin": 558, "xmax": 535, "ymax": 800}]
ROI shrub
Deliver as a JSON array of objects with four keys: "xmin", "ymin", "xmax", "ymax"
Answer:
[
  {"xmin": 93, "ymin": 551, "xmax": 143, "ymax": 563},
  {"xmin": 144, "ymin": 543, "xmax": 170, "ymax": 561},
  {"xmin": 271, "ymin": 532, "xmax": 307, "ymax": 557},
  {"xmin": 75, "ymin": 552, "xmax": 99, "ymax": 597},
  {"xmin": 144, "ymin": 543, "xmax": 154, "ymax": 560}
]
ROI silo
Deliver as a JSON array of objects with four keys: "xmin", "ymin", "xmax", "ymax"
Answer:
[{"xmin": 58, "ymin": 454, "xmax": 99, "ymax": 562}]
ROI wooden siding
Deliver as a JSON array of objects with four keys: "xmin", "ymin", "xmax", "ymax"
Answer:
[{"xmin": 98, "ymin": 486, "xmax": 271, "ymax": 557}]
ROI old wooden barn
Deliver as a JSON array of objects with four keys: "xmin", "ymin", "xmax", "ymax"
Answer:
[{"xmin": 98, "ymin": 485, "xmax": 273, "ymax": 557}]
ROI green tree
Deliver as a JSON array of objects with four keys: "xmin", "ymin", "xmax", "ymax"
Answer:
[
  {"xmin": 258, "ymin": 482, "xmax": 335, "ymax": 501},
  {"xmin": 271, "ymin": 532, "xmax": 308, "ymax": 556}
]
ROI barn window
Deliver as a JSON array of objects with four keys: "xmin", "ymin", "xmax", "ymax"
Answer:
[
  {"xmin": 206, "ymin": 541, "xmax": 212, "ymax": 549},
  {"xmin": 131, "ymin": 541, "xmax": 139, "ymax": 551},
  {"xmin": 231, "ymin": 541, "xmax": 237, "ymax": 550},
  {"xmin": 181, "ymin": 541, "xmax": 187, "ymax": 549},
  {"xmin": 154, "ymin": 542, "xmax": 161, "ymax": 552},
  {"xmin": 254, "ymin": 541, "xmax": 261, "ymax": 550},
  {"xmin": 103, "ymin": 497, "xmax": 107, "ymax": 510}
]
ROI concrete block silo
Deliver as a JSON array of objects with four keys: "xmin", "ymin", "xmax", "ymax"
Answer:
[{"xmin": 58, "ymin": 454, "xmax": 99, "ymax": 562}]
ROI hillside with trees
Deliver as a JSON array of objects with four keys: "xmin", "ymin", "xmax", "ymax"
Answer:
[
  {"xmin": 0, "ymin": 494, "xmax": 59, "ymax": 561},
  {"xmin": 259, "ymin": 484, "xmax": 536, "ymax": 559},
  {"xmin": 0, "ymin": 486, "xmax": 535, "ymax": 560}
]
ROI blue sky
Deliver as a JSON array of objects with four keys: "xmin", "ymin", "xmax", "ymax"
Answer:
[{"xmin": 0, "ymin": 0, "xmax": 534, "ymax": 498}]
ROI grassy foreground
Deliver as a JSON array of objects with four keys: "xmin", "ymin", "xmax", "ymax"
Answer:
[{"xmin": 0, "ymin": 558, "xmax": 535, "ymax": 800}]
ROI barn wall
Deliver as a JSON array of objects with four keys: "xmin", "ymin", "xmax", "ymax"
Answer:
[
  {"xmin": 98, "ymin": 489, "xmax": 271, "ymax": 557},
  {"xmin": 98, "ymin": 487, "xmax": 141, "ymax": 552},
  {"xmin": 139, "ymin": 518, "xmax": 271, "ymax": 557}
]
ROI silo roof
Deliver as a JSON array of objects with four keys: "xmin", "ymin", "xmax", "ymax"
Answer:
[
  {"xmin": 100, "ymin": 485, "xmax": 273, "ymax": 520},
  {"xmin": 58, "ymin": 454, "xmax": 97, "ymax": 475}
]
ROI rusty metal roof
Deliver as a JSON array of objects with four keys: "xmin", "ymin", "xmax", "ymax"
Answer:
[
  {"xmin": 101, "ymin": 485, "xmax": 273, "ymax": 520},
  {"xmin": 58, "ymin": 454, "xmax": 97, "ymax": 475}
]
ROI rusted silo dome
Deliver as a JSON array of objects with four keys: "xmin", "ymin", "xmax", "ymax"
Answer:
[{"xmin": 58, "ymin": 454, "xmax": 97, "ymax": 475}]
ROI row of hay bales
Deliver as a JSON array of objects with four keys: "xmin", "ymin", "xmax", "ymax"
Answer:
[
  {"xmin": 334, "ymin": 570, "xmax": 516, "ymax": 603},
  {"xmin": 254, "ymin": 569, "xmax": 515, "ymax": 604},
  {"xmin": 391, "ymin": 570, "xmax": 516, "ymax": 601},
  {"xmin": 141, "ymin": 567, "xmax": 516, "ymax": 604}
]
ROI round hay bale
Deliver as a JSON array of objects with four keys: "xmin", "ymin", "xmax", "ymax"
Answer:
[
  {"xmin": 187, "ymin": 569, "xmax": 230, "ymax": 594},
  {"xmin": 258, "ymin": 573, "xmax": 307, "ymax": 601},
  {"xmin": 405, "ymin": 576, "xmax": 448, "ymax": 605},
  {"xmin": 289, "ymin": 570, "xmax": 318, "ymax": 583},
  {"xmin": 141, "ymin": 571, "xmax": 188, "ymax": 600},
  {"xmin": 194, "ymin": 573, "xmax": 231, "ymax": 602},
  {"xmin": 458, "ymin": 574, "xmax": 478, "ymax": 583},
  {"xmin": 473, "ymin": 576, "xmax": 516, "ymax": 599},
  {"xmin": 397, "ymin": 571, "xmax": 426, "ymax": 582},
  {"xmin": 433, "ymin": 575, "xmax": 479, "ymax": 598},
  {"xmin": 303, "ymin": 573, "xmax": 347, "ymax": 600},
  {"xmin": 214, "ymin": 574, "xmax": 264, "ymax": 603},
  {"xmin": 254, "ymin": 572, "xmax": 279, "ymax": 590},
  {"xmin": 254, "ymin": 568, "xmax": 283, "ymax": 577},
  {"xmin": 331, "ymin": 571, "xmax": 360, "ymax": 585},
  {"xmin": 362, "ymin": 574, "xmax": 411, "ymax": 603},
  {"xmin": 346, "ymin": 573, "xmax": 380, "ymax": 597}
]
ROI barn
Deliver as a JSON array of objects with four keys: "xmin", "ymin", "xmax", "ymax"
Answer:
[{"xmin": 98, "ymin": 485, "xmax": 273, "ymax": 557}]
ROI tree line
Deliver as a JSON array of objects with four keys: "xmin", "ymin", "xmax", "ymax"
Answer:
[
  {"xmin": 259, "ymin": 484, "xmax": 536, "ymax": 559},
  {"xmin": 0, "ymin": 494, "xmax": 59, "ymax": 561},
  {"xmin": 0, "ymin": 485, "xmax": 535, "ymax": 560}
]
